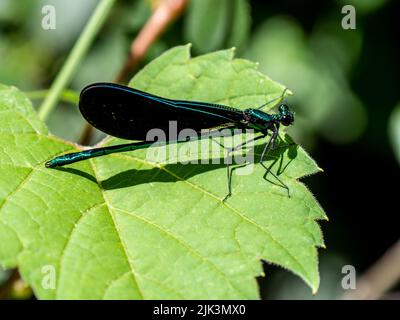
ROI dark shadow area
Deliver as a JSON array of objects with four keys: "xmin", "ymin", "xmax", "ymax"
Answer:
[
  {"xmin": 100, "ymin": 161, "xmax": 226, "ymax": 190},
  {"xmin": 54, "ymin": 167, "xmax": 98, "ymax": 184}
]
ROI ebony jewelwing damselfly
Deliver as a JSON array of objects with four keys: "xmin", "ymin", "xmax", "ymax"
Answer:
[{"xmin": 45, "ymin": 82, "xmax": 295, "ymax": 199}]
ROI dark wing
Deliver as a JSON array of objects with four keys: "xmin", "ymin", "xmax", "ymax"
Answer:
[{"xmin": 79, "ymin": 82, "xmax": 244, "ymax": 141}]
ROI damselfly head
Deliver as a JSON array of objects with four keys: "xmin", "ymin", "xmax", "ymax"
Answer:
[{"xmin": 278, "ymin": 104, "xmax": 294, "ymax": 126}]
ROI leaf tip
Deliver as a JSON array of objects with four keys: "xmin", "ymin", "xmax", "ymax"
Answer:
[
  {"xmin": 304, "ymin": 275, "xmax": 320, "ymax": 295},
  {"xmin": 227, "ymin": 47, "xmax": 236, "ymax": 60},
  {"xmin": 311, "ymin": 287, "xmax": 318, "ymax": 295}
]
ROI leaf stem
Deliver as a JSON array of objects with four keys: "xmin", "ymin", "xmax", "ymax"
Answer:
[{"xmin": 38, "ymin": 0, "xmax": 116, "ymax": 121}]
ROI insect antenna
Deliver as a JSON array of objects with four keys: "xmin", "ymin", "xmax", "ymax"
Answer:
[{"xmin": 257, "ymin": 87, "xmax": 288, "ymax": 110}]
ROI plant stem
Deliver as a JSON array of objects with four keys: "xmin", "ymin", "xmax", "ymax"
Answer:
[
  {"xmin": 26, "ymin": 89, "xmax": 79, "ymax": 105},
  {"xmin": 114, "ymin": 0, "xmax": 188, "ymax": 83},
  {"xmin": 78, "ymin": 0, "xmax": 188, "ymax": 145},
  {"xmin": 342, "ymin": 239, "xmax": 400, "ymax": 299},
  {"xmin": 38, "ymin": 0, "xmax": 116, "ymax": 121}
]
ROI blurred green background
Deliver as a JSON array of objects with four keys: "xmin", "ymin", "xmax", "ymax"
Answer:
[{"xmin": 0, "ymin": 0, "xmax": 399, "ymax": 299}]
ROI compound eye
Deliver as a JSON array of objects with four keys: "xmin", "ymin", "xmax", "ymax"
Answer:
[
  {"xmin": 279, "ymin": 104, "xmax": 289, "ymax": 113},
  {"xmin": 282, "ymin": 114, "xmax": 293, "ymax": 126}
]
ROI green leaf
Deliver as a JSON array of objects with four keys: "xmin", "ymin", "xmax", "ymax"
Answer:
[
  {"xmin": 184, "ymin": 0, "xmax": 251, "ymax": 53},
  {"xmin": 0, "ymin": 45, "xmax": 327, "ymax": 299},
  {"xmin": 226, "ymin": 0, "xmax": 251, "ymax": 51}
]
